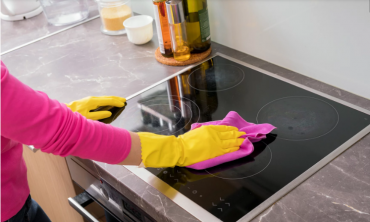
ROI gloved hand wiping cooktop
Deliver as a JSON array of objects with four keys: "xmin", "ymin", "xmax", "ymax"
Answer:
[{"xmin": 186, "ymin": 111, "xmax": 276, "ymax": 170}]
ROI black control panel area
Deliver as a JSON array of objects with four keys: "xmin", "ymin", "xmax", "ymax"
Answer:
[{"xmin": 100, "ymin": 179, "xmax": 156, "ymax": 222}]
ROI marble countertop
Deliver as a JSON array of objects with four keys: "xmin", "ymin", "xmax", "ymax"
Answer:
[
  {"xmin": 1, "ymin": 0, "xmax": 99, "ymax": 53},
  {"xmin": 2, "ymin": 13, "xmax": 370, "ymax": 222}
]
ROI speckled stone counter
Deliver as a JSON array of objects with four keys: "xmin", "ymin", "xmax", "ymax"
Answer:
[{"xmin": 2, "ymin": 15, "xmax": 370, "ymax": 222}]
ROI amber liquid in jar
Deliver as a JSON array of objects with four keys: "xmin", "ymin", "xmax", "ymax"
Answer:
[
  {"xmin": 100, "ymin": 4, "xmax": 132, "ymax": 31},
  {"xmin": 153, "ymin": 1, "xmax": 173, "ymax": 57},
  {"xmin": 170, "ymin": 23, "xmax": 191, "ymax": 61}
]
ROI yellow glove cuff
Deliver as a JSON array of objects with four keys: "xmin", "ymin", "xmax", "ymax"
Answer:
[{"xmin": 138, "ymin": 133, "xmax": 182, "ymax": 168}]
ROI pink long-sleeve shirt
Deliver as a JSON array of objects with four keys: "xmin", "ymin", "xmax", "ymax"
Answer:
[{"xmin": 1, "ymin": 61, "xmax": 132, "ymax": 221}]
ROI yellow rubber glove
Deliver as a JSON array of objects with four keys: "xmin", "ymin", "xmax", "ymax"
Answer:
[
  {"xmin": 66, "ymin": 96, "xmax": 126, "ymax": 120},
  {"xmin": 138, "ymin": 125, "xmax": 246, "ymax": 168}
]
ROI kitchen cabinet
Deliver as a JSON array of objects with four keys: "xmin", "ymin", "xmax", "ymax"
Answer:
[{"xmin": 22, "ymin": 145, "xmax": 84, "ymax": 222}]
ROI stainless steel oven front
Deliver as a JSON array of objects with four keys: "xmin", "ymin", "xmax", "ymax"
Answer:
[{"xmin": 66, "ymin": 156, "xmax": 155, "ymax": 222}]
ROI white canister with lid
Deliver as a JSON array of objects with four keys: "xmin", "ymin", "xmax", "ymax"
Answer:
[
  {"xmin": 1, "ymin": 0, "xmax": 43, "ymax": 21},
  {"xmin": 123, "ymin": 15, "xmax": 153, "ymax": 45}
]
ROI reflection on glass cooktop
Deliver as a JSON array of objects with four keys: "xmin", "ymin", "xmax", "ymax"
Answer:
[{"xmin": 109, "ymin": 56, "xmax": 370, "ymax": 222}]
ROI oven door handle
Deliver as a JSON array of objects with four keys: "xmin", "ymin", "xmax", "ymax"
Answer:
[{"xmin": 68, "ymin": 197, "xmax": 99, "ymax": 222}]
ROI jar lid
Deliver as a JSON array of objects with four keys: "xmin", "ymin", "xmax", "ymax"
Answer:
[{"xmin": 166, "ymin": 0, "xmax": 185, "ymax": 24}]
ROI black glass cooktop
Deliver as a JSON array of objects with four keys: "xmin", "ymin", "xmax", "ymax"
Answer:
[{"xmin": 109, "ymin": 55, "xmax": 370, "ymax": 222}]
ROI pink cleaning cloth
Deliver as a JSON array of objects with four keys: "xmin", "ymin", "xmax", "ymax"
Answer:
[{"xmin": 186, "ymin": 111, "xmax": 276, "ymax": 170}]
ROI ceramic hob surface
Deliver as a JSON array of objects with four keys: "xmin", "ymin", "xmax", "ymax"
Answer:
[{"xmin": 109, "ymin": 56, "xmax": 370, "ymax": 222}]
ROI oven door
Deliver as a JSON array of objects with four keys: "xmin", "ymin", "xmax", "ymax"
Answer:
[
  {"xmin": 66, "ymin": 156, "xmax": 155, "ymax": 222},
  {"xmin": 68, "ymin": 191, "xmax": 131, "ymax": 222}
]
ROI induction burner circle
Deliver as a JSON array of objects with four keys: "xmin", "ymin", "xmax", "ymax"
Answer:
[
  {"xmin": 205, "ymin": 142, "xmax": 272, "ymax": 180},
  {"xmin": 187, "ymin": 64, "xmax": 245, "ymax": 92},
  {"xmin": 256, "ymin": 96, "xmax": 339, "ymax": 141},
  {"xmin": 120, "ymin": 96, "xmax": 200, "ymax": 135}
]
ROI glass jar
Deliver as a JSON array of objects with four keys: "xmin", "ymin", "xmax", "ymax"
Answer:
[
  {"xmin": 96, "ymin": 0, "xmax": 133, "ymax": 35},
  {"xmin": 166, "ymin": 0, "xmax": 190, "ymax": 61},
  {"xmin": 39, "ymin": 0, "xmax": 89, "ymax": 26}
]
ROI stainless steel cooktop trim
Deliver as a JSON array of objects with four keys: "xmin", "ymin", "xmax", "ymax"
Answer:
[
  {"xmin": 121, "ymin": 52, "xmax": 370, "ymax": 222},
  {"xmin": 124, "ymin": 166, "xmax": 222, "ymax": 222},
  {"xmin": 125, "ymin": 57, "xmax": 215, "ymax": 101},
  {"xmin": 238, "ymin": 124, "xmax": 370, "ymax": 221}
]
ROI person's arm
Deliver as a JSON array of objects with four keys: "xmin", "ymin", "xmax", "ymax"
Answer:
[
  {"xmin": 1, "ymin": 61, "xmax": 134, "ymax": 165},
  {"xmin": 119, "ymin": 132, "xmax": 142, "ymax": 165},
  {"xmin": 1, "ymin": 61, "xmax": 245, "ymax": 168}
]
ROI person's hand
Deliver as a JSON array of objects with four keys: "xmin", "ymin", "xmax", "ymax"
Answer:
[
  {"xmin": 97, "ymin": 105, "xmax": 126, "ymax": 124},
  {"xmin": 138, "ymin": 125, "xmax": 246, "ymax": 168},
  {"xmin": 66, "ymin": 96, "xmax": 126, "ymax": 120}
]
